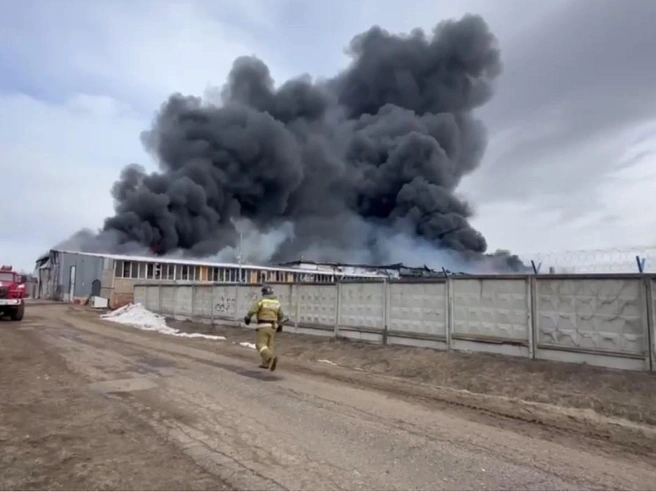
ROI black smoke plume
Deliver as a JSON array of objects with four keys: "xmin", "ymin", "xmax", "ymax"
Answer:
[{"xmin": 59, "ymin": 14, "xmax": 526, "ymax": 272}]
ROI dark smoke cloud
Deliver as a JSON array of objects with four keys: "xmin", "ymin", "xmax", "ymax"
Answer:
[{"xmin": 61, "ymin": 14, "xmax": 526, "ymax": 273}]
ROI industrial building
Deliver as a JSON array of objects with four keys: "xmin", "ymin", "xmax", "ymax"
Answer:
[
  {"xmin": 34, "ymin": 249, "xmax": 384, "ymax": 308},
  {"xmin": 278, "ymin": 260, "xmax": 460, "ymax": 278}
]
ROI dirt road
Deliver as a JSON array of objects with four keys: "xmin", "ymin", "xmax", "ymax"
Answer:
[{"xmin": 2, "ymin": 304, "xmax": 656, "ymax": 490}]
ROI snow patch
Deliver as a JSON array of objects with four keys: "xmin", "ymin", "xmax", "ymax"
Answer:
[
  {"xmin": 318, "ymin": 359, "xmax": 338, "ymax": 366},
  {"xmin": 239, "ymin": 342, "xmax": 257, "ymax": 350},
  {"xmin": 101, "ymin": 303, "xmax": 226, "ymax": 341}
]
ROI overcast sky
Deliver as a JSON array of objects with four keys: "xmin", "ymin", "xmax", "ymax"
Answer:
[{"xmin": 2, "ymin": 0, "xmax": 655, "ymax": 272}]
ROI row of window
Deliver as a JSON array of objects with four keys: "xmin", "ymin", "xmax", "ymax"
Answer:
[{"xmin": 112, "ymin": 260, "xmax": 344, "ymax": 284}]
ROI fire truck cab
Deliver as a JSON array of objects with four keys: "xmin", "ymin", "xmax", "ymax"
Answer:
[{"xmin": 0, "ymin": 265, "xmax": 26, "ymax": 321}]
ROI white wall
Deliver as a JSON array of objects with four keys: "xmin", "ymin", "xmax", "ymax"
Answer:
[{"xmin": 133, "ymin": 274, "xmax": 656, "ymax": 373}]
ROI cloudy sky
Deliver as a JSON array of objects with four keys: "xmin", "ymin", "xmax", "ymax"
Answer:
[{"xmin": 2, "ymin": 0, "xmax": 655, "ymax": 272}]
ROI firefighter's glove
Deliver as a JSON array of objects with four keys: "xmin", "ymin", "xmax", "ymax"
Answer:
[{"xmin": 243, "ymin": 316, "xmax": 251, "ymax": 326}]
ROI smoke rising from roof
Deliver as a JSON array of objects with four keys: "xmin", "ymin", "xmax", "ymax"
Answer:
[{"xmin": 57, "ymin": 14, "xmax": 525, "ymax": 272}]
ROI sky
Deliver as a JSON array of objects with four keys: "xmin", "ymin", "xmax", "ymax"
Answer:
[{"xmin": 1, "ymin": 0, "xmax": 656, "ymax": 272}]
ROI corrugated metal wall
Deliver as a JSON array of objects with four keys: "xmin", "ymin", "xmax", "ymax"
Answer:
[{"xmin": 57, "ymin": 252, "xmax": 107, "ymax": 301}]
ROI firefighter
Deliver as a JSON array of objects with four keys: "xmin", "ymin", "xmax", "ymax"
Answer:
[{"xmin": 244, "ymin": 285, "xmax": 286, "ymax": 371}]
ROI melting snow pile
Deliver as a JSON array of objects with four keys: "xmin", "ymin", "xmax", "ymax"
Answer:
[
  {"xmin": 101, "ymin": 303, "xmax": 226, "ymax": 341},
  {"xmin": 239, "ymin": 342, "xmax": 257, "ymax": 350}
]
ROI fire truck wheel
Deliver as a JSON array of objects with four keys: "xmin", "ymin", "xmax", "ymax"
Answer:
[{"xmin": 10, "ymin": 302, "xmax": 24, "ymax": 321}]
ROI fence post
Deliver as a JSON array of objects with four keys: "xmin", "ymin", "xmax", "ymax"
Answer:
[
  {"xmin": 234, "ymin": 283, "xmax": 240, "ymax": 323},
  {"xmin": 334, "ymin": 282, "xmax": 342, "ymax": 338},
  {"xmin": 382, "ymin": 280, "xmax": 390, "ymax": 345},
  {"xmin": 529, "ymin": 275, "xmax": 538, "ymax": 360},
  {"xmin": 643, "ymin": 276, "xmax": 654, "ymax": 372},
  {"xmin": 173, "ymin": 284, "xmax": 178, "ymax": 319},
  {"xmin": 527, "ymin": 276, "xmax": 536, "ymax": 360},
  {"xmin": 294, "ymin": 284, "xmax": 301, "ymax": 330},
  {"xmin": 210, "ymin": 284, "xmax": 215, "ymax": 326},
  {"xmin": 191, "ymin": 283, "xmax": 196, "ymax": 321},
  {"xmin": 446, "ymin": 277, "xmax": 453, "ymax": 351}
]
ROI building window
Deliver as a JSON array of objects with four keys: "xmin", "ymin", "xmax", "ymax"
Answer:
[
  {"xmin": 114, "ymin": 261, "xmax": 123, "ymax": 278},
  {"xmin": 154, "ymin": 263, "xmax": 162, "ymax": 280},
  {"xmin": 146, "ymin": 263, "xmax": 154, "ymax": 279},
  {"xmin": 122, "ymin": 261, "xmax": 132, "ymax": 278},
  {"xmin": 181, "ymin": 265, "xmax": 189, "ymax": 280}
]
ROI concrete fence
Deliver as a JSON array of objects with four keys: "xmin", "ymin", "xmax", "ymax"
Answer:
[{"xmin": 134, "ymin": 274, "xmax": 656, "ymax": 373}]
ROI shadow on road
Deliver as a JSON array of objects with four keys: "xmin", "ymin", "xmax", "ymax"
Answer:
[{"xmin": 205, "ymin": 359, "xmax": 283, "ymax": 382}]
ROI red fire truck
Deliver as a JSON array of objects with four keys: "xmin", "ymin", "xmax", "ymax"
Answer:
[{"xmin": 0, "ymin": 265, "xmax": 26, "ymax": 321}]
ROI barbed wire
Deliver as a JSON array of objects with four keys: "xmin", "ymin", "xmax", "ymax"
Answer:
[{"xmin": 518, "ymin": 246, "xmax": 656, "ymax": 273}]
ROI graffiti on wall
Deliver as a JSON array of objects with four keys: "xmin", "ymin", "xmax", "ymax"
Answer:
[
  {"xmin": 214, "ymin": 296, "xmax": 235, "ymax": 314},
  {"xmin": 214, "ymin": 290, "xmax": 259, "ymax": 314}
]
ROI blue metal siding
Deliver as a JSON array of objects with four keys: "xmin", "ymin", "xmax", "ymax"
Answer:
[{"xmin": 59, "ymin": 252, "xmax": 106, "ymax": 298}]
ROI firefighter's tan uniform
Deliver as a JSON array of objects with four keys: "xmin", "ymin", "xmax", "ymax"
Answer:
[{"xmin": 244, "ymin": 290, "xmax": 285, "ymax": 370}]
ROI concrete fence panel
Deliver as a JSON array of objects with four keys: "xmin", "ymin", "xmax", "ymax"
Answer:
[
  {"xmin": 235, "ymin": 285, "xmax": 261, "ymax": 321},
  {"xmin": 296, "ymin": 284, "xmax": 337, "ymax": 336},
  {"xmin": 387, "ymin": 281, "xmax": 447, "ymax": 349},
  {"xmin": 535, "ymin": 277, "xmax": 650, "ymax": 371},
  {"xmin": 235, "ymin": 284, "xmax": 296, "ymax": 325},
  {"xmin": 193, "ymin": 285, "xmax": 214, "ymax": 319},
  {"xmin": 131, "ymin": 275, "xmax": 656, "ymax": 373},
  {"xmin": 451, "ymin": 277, "xmax": 531, "ymax": 357},
  {"xmin": 212, "ymin": 285, "xmax": 238, "ymax": 321},
  {"xmin": 146, "ymin": 285, "xmax": 160, "ymax": 313},
  {"xmin": 270, "ymin": 284, "xmax": 295, "ymax": 324},
  {"xmin": 160, "ymin": 285, "xmax": 176, "ymax": 316},
  {"xmin": 338, "ymin": 282, "xmax": 385, "ymax": 343},
  {"xmin": 133, "ymin": 285, "xmax": 146, "ymax": 306},
  {"xmin": 174, "ymin": 285, "xmax": 193, "ymax": 318}
]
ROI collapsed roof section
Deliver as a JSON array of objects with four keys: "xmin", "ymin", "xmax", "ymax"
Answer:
[{"xmin": 277, "ymin": 260, "xmax": 470, "ymax": 278}]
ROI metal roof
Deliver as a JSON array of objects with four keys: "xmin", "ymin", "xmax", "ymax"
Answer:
[{"xmin": 50, "ymin": 249, "xmax": 384, "ymax": 277}]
